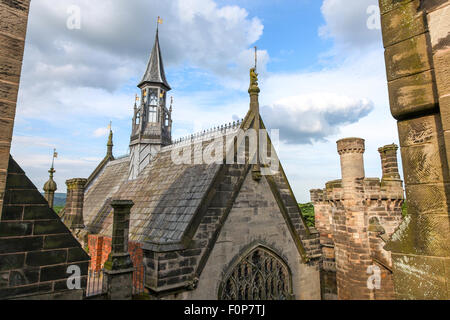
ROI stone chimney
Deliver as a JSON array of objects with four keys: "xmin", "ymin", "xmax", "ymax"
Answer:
[
  {"xmin": 378, "ymin": 144, "xmax": 401, "ymax": 181},
  {"xmin": 336, "ymin": 138, "xmax": 365, "ymax": 194},
  {"xmin": 104, "ymin": 199, "xmax": 135, "ymax": 300},
  {"xmin": 64, "ymin": 178, "xmax": 87, "ymax": 230}
]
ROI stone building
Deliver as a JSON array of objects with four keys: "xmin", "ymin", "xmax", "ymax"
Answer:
[
  {"xmin": 378, "ymin": 0, "xmax": 450, "ymax": 299},
  {"xmin": 0, "ymin": 0, "xmax": 90, "ymax": 300},
  {"xmin": 310, "ymin": 138, "xmax": 404, "ymax": 300},
  {"xmin": 63, "ymin": 28, "xmax": 322, "ymax": 300}
]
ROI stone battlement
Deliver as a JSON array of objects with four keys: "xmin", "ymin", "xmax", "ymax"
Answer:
[
  {"xmin": 310, "ymin": 177, "xmax": 403, "ymax": 202},
  {"xmin": 310, "ymin": 138, "xmax": 404, "ymax": 300}
]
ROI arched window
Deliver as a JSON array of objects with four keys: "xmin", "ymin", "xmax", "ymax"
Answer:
[
  {"xmin": 219, "ymin": 246, "xmax": 292, "ymax": 300},
  {"xmin": 149, "ymin": 88, "xmax": 158, "ymax": 106},
  {"xmin": 135, "ymin": 110, "xmax": 140, "ymax": 125}
]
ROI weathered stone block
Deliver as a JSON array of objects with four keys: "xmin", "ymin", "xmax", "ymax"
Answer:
[
  {"xmin": 427, "ymin": 3, "xmax": 450, "ymax": 50},
  {"xmin": 0, "ymin": 283, "xmax": 39, "ymax": 299},
  {"xmin": 43, "ymin": 234, "xmax": 80, "ymax": 250},
  {"xmin": 26, "ymin": 250, "xmax": 67, "ymax": 267},
  {"xmin": 5, "ymin": 172, "xmax": 34, "ymax": 189},
  {"xmin": 0, "ymin": 101, "xmax": 16, "ymax": 119},
  {"xmin": 405, "ymin": 183, "xmax": 450, "ymax": 216},
  {"xmin": 9, "ymin": 267, "xmax": 39, "ymax": 286},
  {"xmin": 23, "ymin": 205, "xmax": 56, "ymax": 220},
  {"xmin": 67, "ymin": 247, "xmax": 89, "ymax": 263},
  {"xmin": 7, "ymin": 189, "xmax": 47, "ymax": 205},
  {"xmin": 379, "ymin": 0, "xmax": 419, "ymax": 15},
  {"xmin": 0, "ymin": 0, "xmax": 30, "ymax": 12},
  {"xmin": 0, "ymin": 253, "xmax": 24, "ymax": 271},
  {"xmin": 433, "ymin": 47, "xmax": 450, "ymax": 95},
  {"xmin": 387, "ymin": 214, "xmax": 450, "ymax": 256},
  {"xmin": 33, "ymin": 220, "xmax": 68, "ymax": 235},
  {"xmin": 0, "ymin": 236, "xmax": 43, "ymax": 254},
  {"xmin": 0, "ymin": 221, "xmax": 32, "ymax": 237},
  {"xmin": 391, "ymin": 253, "xmax": 447, "ymax": 299},
  {"xmin": 381, "ymin": 1, "xmax": 427, "ymax": 47},
  {"xmin": 400, "ymin": 143, "xmax": 448, "ymax": 184},
  {"xmin": 397, "ymin": 114, "xmax": 439, "ymax": 147},
  {"xmin": 440, "ymin": 95, "xmax": 450, "ymax": 131},
  {"xmin": 388, "ymin": 70, "xmax": 438, "ymax": 120},
  {"xmin": 0, "ymin": 78, "xmax": 19, "ymax": 103},
  {"xmin": 0, "ymin": 33, "xmax": 25, "ymax": 63},
  {"xmin": 385, "ymin": 34, "xmax": 432, "ymax": 81},
  {"xmin": 0, "ymin": 3, "xmax": 28, "ymax": 40}
]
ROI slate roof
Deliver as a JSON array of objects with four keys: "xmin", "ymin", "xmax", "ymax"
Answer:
[
  {"xmin": 138, "ymin": 29, "xmax": 171, "ymax": 90},
  {"xmin": 83, "ymin": 128, "xmax": 238, "ymax": 244}
]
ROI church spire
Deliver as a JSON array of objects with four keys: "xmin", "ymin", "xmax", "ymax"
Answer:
[
  {"xmin": 129, "ymin": 18, "xmax": 172, "ymax": 180},
  {"xmin": 138, "ymin": 21, "xmax": 171, "ymax": 90}
]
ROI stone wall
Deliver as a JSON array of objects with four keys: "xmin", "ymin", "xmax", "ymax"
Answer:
[
  {"xmin": 379, "ymin": 0, "xmax": 450, "ymax": 299},
  {"xmin": 311, "ymin": 139, "xmax": 404, "ymax": 300},
  {"xmin": 0, "ymin": 0, "xmax": 30, "ymax": 217}
]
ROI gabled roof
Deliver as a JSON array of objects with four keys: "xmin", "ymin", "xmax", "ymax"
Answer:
[
  {"xmin": 138, "ymin": 29, "xmax": 171, "ymax": 90},
  {"xmin": 0, "ymin": 156, "xmax": 90, "ymax": 300}
]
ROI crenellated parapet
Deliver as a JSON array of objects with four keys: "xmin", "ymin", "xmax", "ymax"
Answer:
[{"xmin": 311, "ymin": 138, "xmax": 404, "ymax": 300}]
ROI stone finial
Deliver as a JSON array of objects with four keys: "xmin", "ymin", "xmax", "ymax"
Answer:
[
  {"xmin": 378, "ymin": 143, "xmax": 401, "ymax": 180},
  {"xmin": 43, "ymin": 166, "xmax": 57, "ymax": 208}
]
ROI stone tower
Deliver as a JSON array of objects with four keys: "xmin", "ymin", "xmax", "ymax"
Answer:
[
  {"xmin": 311, "ymin": 138, "xmax": 404, "ymax": 300},
  {"xmin": 43, "ymin": 164, "xmax": 57, "ymax": 209},
  {"xmin": 129, "ymin": 27, "xmax": 172, "ymax": 180}
]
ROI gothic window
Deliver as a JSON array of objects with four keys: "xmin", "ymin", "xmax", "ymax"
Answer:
[
  {"xmin": 135, "ymin": 111, "xmax": 140, "ymax": 125},
  {"xmin": 149, "ymin": 105, "xmax": 158, "ymax": 123},
  {"xmin": 219, "ymin": 246, "xmax": 292, "ymax": 300},
  {"xmin": 165, "ymin": 113, "xmax": 169, "ymax": 127},
  {"xmin": 149, "ymin": 88, "xmax": 158, "ymax": 106}
]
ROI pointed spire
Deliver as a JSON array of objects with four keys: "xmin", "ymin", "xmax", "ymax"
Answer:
[
  {"xmin": 107, "ymin": 121, "xmax": 113, "ymax": 158},
  {"xmin": 138, "ymin": 23, "xmax": 171, "ymax": 90}
]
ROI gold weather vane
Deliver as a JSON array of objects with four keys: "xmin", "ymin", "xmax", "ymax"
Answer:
[{"xmin": 157, "ymin": 16, "xmax": 163, "ymax": 30}]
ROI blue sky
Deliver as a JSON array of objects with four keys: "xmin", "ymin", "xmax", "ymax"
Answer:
[{"xmin": 11, "ymin": 0, "xmax": 401, "ymax": 202}]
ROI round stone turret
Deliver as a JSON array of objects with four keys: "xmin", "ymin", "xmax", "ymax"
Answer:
[{"xmin": 336, "ymin": 138, "xmax": 365, "ymax": 185}]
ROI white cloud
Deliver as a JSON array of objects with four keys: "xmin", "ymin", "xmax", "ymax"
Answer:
[
  {"xmin": 262, "ymin": 93, "xmax": 374, "ymax": 144},
  {"xmin": 319, "ymin": 0, "xmax": 381, "ymax": 52},
  {"xmin": 93, "ymin": 127, "xmax": 109, "ymax": 138}
]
